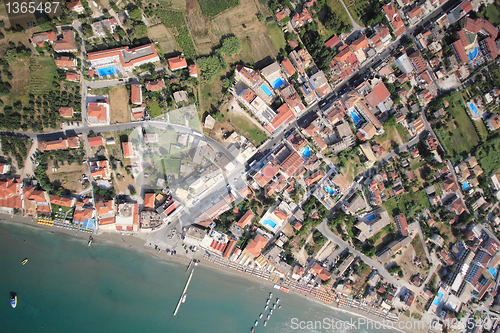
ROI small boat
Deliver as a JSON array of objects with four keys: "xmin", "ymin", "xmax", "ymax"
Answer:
[
  {"xmin": 254, "ymin": 320, "xmax": 258, "ymax": 326},
  {"xmin": 259, "ymin": 313, "xmax": 263, "ymax": 319},
  {"xmin": 264, "ymin": 305, "xmax": 268, "ymax": 310},
  {"xmin": 266, "ymin": 299, "xmax": 270, "ymax": 304},
  {"xmin": 21, "ymin": 258, "xmax": 28, "ymax": 265},
  {"xmin": 251, "ymin": 328, "xmax": 254, "ymax": 333},
  {"xmin": 181, "ymin": 294, "xmax": 187, "ymax": 303},
  {"xmin": 270, "ymin": 310, "xmax": 273, "ymax": 315},
  {"xmin": 267, "ymin": 314, "xmax": 270, "ymax": 320},
  {"xmin": 276, "ymin": 298, "xmax": 280, "ymax": 303},
  {"xmin": 273, "ymin": 304, "xmax": 276, "ymax": 309},
  {"xmin": 264, "ymin": 321, "xmax": 267, "ymax": 327},
  {"xmin": 10, "ymin": 293, "xmax": 17, "ymax": 308},
  {"xmin": 278, "ymin": 305, "xmax": 281, "ymax": 309},
  {"xmin": 269, "ymin": 292, "xmax": 273, "ymax": 298}
]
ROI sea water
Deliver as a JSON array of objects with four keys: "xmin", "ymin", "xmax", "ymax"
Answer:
[{"xmin": 0, "ymin": 222, "xmax": 400, "ymax": 333}]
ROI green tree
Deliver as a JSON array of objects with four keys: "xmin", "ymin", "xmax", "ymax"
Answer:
[
  {"xmin": 220, "ymin": 36, "xmax": 241, "ymax": 57},
  {"xmin": 134, "ymin": 24, "xmax": 148, "ymax": 38},
  {"xmin": 197, "ymin": 54, "xmax": 227, "ymax": 82},
  {"xmin": 129, "ymin": 8, "xmax": 142, "ymax": 22}
]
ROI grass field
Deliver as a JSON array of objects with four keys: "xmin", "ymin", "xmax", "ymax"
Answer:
[
  {"xmin": 475, "ymin": 120, "xmax": 489, "ymax": 141},
  {"xmin": 434, "ymin": 92, "xmax": 480, "ymax": 158},
  {"xmin": 198, "ymin": 0, "xmax": 239, "ymax": 18},
  {"xmin": 162, "ymin": 157, "xmax": 181, "ymax": 175},
  {"xmin": 382, "ymin": 197, "xmax": 398, "ymax": 217},
  {"xmin": 155, "ymin": 8, "xmax": 197, "ymax": 60},
  {"xmin": 267, "ymin": 22, "xmax": 286, "ymax": 52},
  {"xmin": 229, "ymin": 114, "xmax": 267, "ymax": 145},
  {"xmin": 148, "ymin": 102, "xmax": 164, "ymax": 118}
]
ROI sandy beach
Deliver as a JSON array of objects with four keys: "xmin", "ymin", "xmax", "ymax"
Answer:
[{"xmin": 0, "ymin": 214, "xmax": 427, "ymax": 333}]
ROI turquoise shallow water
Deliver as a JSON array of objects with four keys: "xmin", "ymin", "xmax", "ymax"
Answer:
[{"xmin": 0, "ymin": 222, "xmax": 400, "ymax": 333}]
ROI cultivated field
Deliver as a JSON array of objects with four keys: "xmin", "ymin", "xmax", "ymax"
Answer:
[
  {"xmin": 109, "ymin": 86, "xmax": 130, "ymax": 123},
  {"xmin": 148, "ymin": 24, "xmax": 180, "ymax": 55}
]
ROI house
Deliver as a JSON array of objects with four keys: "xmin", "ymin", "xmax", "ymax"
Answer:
[
  {"xmin": 325, "ymin": 35, "xmax": 341, "ymax": 49},
  {"xmin": 356, "ymin": 210, "xmax": 391, "ymax": 241},
  {"xmin": 31, "ymin": 31, "xmax": 56, "ymax": 47},
  {"xmin": 366, "ymin": 82, "xmax": 392, "ymax": 112},
  {"xmin": 309, "ymin": 71, "xmax": 331, "ymax": 97},
  {"xmin": 87, "ymin": 44, "xmax": 160, "ymax": 72},
  {"xmin": 276, "ymin": 10, "xmax": 289, "ymax": 22},
  {"xmin": 116, "ymin": 203, "xmax": 139, "ymax": 231},
  {"xmin": 407, "ymin": 6, "xmax": 423, "ymax": 25},
  {"xmin": 52, "ymin": 30, "xmax": 78, "ymax": 53},
  {"xmin": 38, "ymin": 137, "xmax": 79, "ymax": 152},
  {"xmin": 168, "ymin": 56, "xmax": 188, "ymax": 71},
  {"xmin": 87, "ymin": 102, "xmax": 109, "ymax": 125},
  {"xmin": 92, "ymin": 18, "xmax": 116, "ymax": 37},
  {"xmin": 58, "ymin": 107, "xmax": 73, "ymax": 118},
  {"xmin": 0, "ymin": 164, "xmax": 10, "ymax": 175},
  {"xmin": 310, "ymin": 263, "xmax": 332, "ymax": 281},
  {"xmin": 189, "ymin": 64, "xmax": 198, "ymax": 77},
  {"xmin": 144, "ymin": 133, "xmax": 158, "ymax": 144},
  {"xmin": 55, "ymin": 56, "xmax": 77, "ymax": 70},
  {"xmin": 281, "ymin": 58, "xmax": 296, "ymax": 77},
  {"xmin": 65, "ymin": 72, "xmax": 79, "ymax": 82},
  {"xmin": 237, "ymin": 210, "xmax": 255, "ymax": 228},
  {"xmin": 383, "ymin": 3, "xmax": 405, "ymax": 36},
  {"xmin": 173, "ymin": 91, "xmax": 189, "ymax": 105},
  {"xmin": 122, "ymin": 142, "xmax": 134, "ymax": 159},
  {"xmin": 305, "ymin": 171, "xmax": 323, "ymax": 187},
  {"xmin": 131, "ymin": 84, "xmax": 142, "ymax": 105},
  {"xmin": 486, "ymin": 114, "xmax": 500, "ymax": 131},
  {"xmin": 396, "ymin": 214, "xmax": 409, "ymax": 237},
  {"xmin": 87, "ymin": 136, "xmax": 104, "ymax": 147},
  {"xmin": 280, "ymin": 85, "xmax": 305, "ymax": 114},
  {"xmin": 66, "ymin": 0, "xmax": 85, "ymax": 13},
  {"xmin": 50, "ymin": 195, "xmax": 75, "ymax": 208},
  {"xmin": 24, "ymin": 187, "xmax": 50, "ymax": 216},
  {"xmin": 448, "ymin": 196, "xmax": 466, "ymax": 215},
  {"xmin": 0, "ymin": 179, "xmax": 22, "ymax": 213},
  {"xmin": 90, "ymin": 160, "xmax": 110, "ymax": 180},
  {"xmin": 244, "ymin": 233, "xmax": 268, "ymax": 258},
  {"xmin": 144, "ymin": 193, "xmax": 155, "ymax": 209},
  {"xmin": 350, "ymin": 35, "xmax": 370, "ymax": 63},
  {"xmin": 291, "ymin": 8, "xmax": 313, "ymax": 28},
  {"xmin": 145, "ymin": 79, "xmax": 165, "ymax": 92}
]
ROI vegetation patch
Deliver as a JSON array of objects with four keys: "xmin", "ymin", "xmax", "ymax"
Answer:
[
  {"xmin": 154, "ymin": 9, "xmax": 197, "ymax": 60},
  {"xmin": 228, "ymin": 114, "xmax": 267, "ymax": 146},
  {"xmin": 197, "ymin": 0, "xmax": 239, "ymax": 18},
  {"xmin": 397, "ymin": 190, "xmax": 430, "ymax": 219}
]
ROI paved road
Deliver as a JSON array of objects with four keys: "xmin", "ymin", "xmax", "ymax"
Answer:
[
  {"xmin": 339, "ymin": 0, "xmax": 363, "ymax": 32},
  {"xmin": 317, "ymin": 219, "xmax": 419, "ymax": 293}
]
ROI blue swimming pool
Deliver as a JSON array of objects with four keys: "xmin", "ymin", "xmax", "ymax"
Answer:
[
  {"xmin": 302, "ymin": 146, "xmax": 311, "ymax": 157},
  {"xmin": 469, "ymin": 102, "xmax": 479, "ymax": 115},
  {"xmin": 490, "ymin": 268, "xmax": 497, "ymax": 278},
  {"xmin": 366, "ymin": 214, "xmax": 376, "ymax": 221},
  {"xmin": 272, "ymin": 78, "xmax": 284, "ymax": 89},
  {"xmin": 468, "ymin": 46, "xmax": 478, "ymax": 61},
  {"xmin": 98, "ymin": 66, "xmax": 118, "ymax": 76},
  {"xmin": 325, "ymin": 186, "xmax": 335, "ymax": 195},
  {"xmin": 261, "ymin": 84, "xmax": 272, "ymax": 97},
  {"xmin": 462, "ymin": 182, "xmax": 469, "ymax": 190},
  {"xmin": 433, "ymin": 292, "xmax": 443, "ymax": 306},
  {"xmin": 263, "ymin": 219, "xmax": 277, "ymax": 229},
  {"xmin": 350, "ymin": 109, "xmax": 364, "ymax": 127},
  {"xmin": 83, "ymin": 218, "xmax": 95, "ymax": 229}
]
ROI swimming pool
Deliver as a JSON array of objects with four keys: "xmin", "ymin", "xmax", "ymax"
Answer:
[
  {"xmin": 366, "ymin": 214, "xmax": 376, "ymax": 221},
  {"xmin": 272, "ymin": 78, "xmax": 284, "ymax": 89},
  {"xmin": 302, "ymin": 146, "xmax": 311, "ymax": 157},
  {"xmin": 350, "ymin": 109, "xmax": 364, "ymax": 127},
  {"xmin": 325, "ymin": 186, "xmax": 335, "ymax": 195},
  {"xmin": 490, "ymin": 268, "xmax": 497, "ymax": 278},
  {"xmin": 433, "ymin": 292, "xmax": 443, "ymax": 306},
  {"xmin": 260, "ymin": 84, "xmax": 273, "ymax": 97},
  {"xmin": 462, "ymin": 182, "xmax": 469, "ymax": 190},
  {"xmin": 263, "ymin": 219, "xmax": 277, "ymax": 229},
  {"xmin": 469, "ymin": 102, "xmax": 479, "ymax": 115},
  {"xmin": 98, "ymin": 66, "xmax": 118, "ymax": 76},
  {"xmin": 468, "ymin": 46, "xmax": 478, "ymax": 61}
]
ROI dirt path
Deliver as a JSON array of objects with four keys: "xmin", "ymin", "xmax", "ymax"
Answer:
[{"xmin": 21, "ymin": 138, "xmax": 36, "ymax": 179}]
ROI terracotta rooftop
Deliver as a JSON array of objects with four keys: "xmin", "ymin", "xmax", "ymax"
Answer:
[
  {"xmin": 168, "ymin": 56, "xmax": 188, "ymax": 70},
  {"xmin": 144, "ymin": 193, "xmax": 155, "ymax": 209},
  {"xmin": 87, "ymin": 136, "xmax": 104, "ymax": 147},
  {"xmin": 237, "ymin": 210, "xmax": 255, "ymax": 228},
  {"xmin": 245, "ymin": 234, "xmax": 267, "ymax": 258},
  {"xmin": 58, "ymin": 106, "xmax": 73, "ymax": 118}
]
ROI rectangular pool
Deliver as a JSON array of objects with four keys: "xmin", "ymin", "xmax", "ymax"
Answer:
[
  {"xmin": 469, "ymin": 102, "xmax": 479, "ymax": 115},
  {"xmin": 263, "ymin": 219, "xmax": 276, "ymax": 228},
  {"xmin": 98, "ymin": 66, "xmax": 118, "ymax": 76},
  {"xmin": 350, "ymin": 109, "xmax": 364, "ymax": 127},
  {"xmin": 260, "ymin": 84, "xmax": 272, "ymax": 97},
  {"xmin": 433, "ymin": 292, "xmax": 443, "ymax": 306},
  {"xmin": 272, "ymin": 78, "xmax": 284, "ymax": 89},
  {"xmin": 366, "ymin": 214, "xmax": 376, "ymax": 221}
]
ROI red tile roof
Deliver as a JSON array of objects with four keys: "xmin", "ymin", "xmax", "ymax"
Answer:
[
  {"xmin": 270, "ymin": 103, "xmax": 295, "ymax": 131},
  {"xmin": 452, "ymin": 40, "xmax": 468, "ymax": 64},
  {"xmin": 245, "ymin": 234, "xmax": 267, "ymax": 258},
  {"xmin": 131, "ymin": 84, "xmax": 142, "ymax": 104},
  {"xmin": 58, "ymin": 107, "xmax": 73, "ymax": 118},
  {"xmin": 87, "ymin": 103, "xmax": 108, "ymax": 121},
  {"xmin": 122, "ymin": 142, "xmax": 133, "ymax": 158},
  {"xmin": 87, "ymin": 136, "xmax": 104, "ymax": 147},
  {"xmin": 351, "ymin": 35, "xmax": 369, "ymax": 52},
  {"xmin": 461, "ymin": 0, "xmax": 472, "ymax": 13},
  {"xmin": 50, "ymin": 196, "xmax": 74, "ymax": 207},
  {"xmin": 144, "ymin": 193, "xmax": 155, "ymax": 209},
  {"xmin": 223, "ymin": 238, "xmax": 237, "ymax": 259},
  {"xmin": 282, "ymin": 58, "xmax": 296, "ymax": 76},
  {"xmin": 305, "ymin": 170, "xmax": 323, "ymax": 186},
  {"xmin": 168, "ymin": 56, "xmax": 188, "ymax": 70},
  {"xmin": 189, "ymin": 64, "xmax": 198, "ymax": 76},
  {"xmin": 237, "ymin": 210, "xmax": 255, "ymax": 228},
  {"xmin": 325, "ymin": 35, "xmax": 341, "ymax": 49},
  {"xmin": 66, "ymin": 72, "xmax": 79, "ymax": 81},
  {"xmin": 396, "ymin": 214, "xmax": 408, "ymax": 237},
  {"xmin": 145, "ymin": 79, "xmax": 165, "ymax": 92},
  {"xmin": 280, "ymin": 151, "xmax": 304, "ymax": 178},
  {"xmin": 366, "ymin": 82, "xmax": 391, "ymax": 109}
]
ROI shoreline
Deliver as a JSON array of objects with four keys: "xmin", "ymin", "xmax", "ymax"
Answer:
[{"xmin": 0, "ymin": 214, "xmax": 425, "ymax": 333}]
